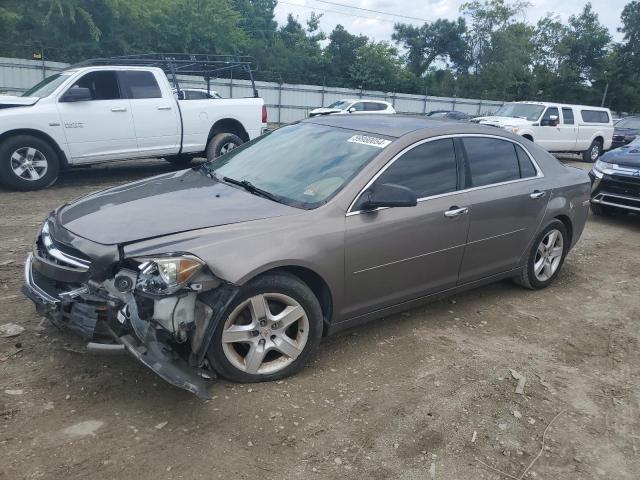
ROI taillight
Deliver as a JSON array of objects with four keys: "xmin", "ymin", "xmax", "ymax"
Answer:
[{"xmin": 262, "ymin": 105, "xmax": 268, "ymax": 124}]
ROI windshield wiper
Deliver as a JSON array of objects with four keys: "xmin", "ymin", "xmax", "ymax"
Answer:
[{"xmin": 222, "ymin": 176, "xmax": 280, "ymax": 203}]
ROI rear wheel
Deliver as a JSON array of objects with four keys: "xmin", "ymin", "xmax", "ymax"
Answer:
[
  {"xmin": 582, "ymin": 139, "xmax": 602, "ymax": 163},
  {"xmin": 0, "ymin": 135, "xmax": 60, "ymax": 190},
  {"xmin": 206, "ymin": 133, "xmax": 243, "ymax": 161},
  {"xmin": 207, "ymin": 272, "xmax": 323, "ymax": 383},
  {"xmin": 513, "ymin": 220, "xmax": 568, "ymax": 290}
]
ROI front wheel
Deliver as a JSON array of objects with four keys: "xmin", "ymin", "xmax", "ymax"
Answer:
[
  {"xmin": 513, "ymin": 220, "xmax": 569, "ymax": 290},
  {"xmin": 207, "ymin": 273, "xmax": 323, "ymax": 383},
  {"xmin": 582, "ymin": 139, "xmax": 602, "ymax": 163},
  {"xmin": 206, "ymin": 133, "xmax": 243, "ymax": 161},
  {"xmin": 0, "ymin": 135, "xmax": 60, "ymax": 190}
]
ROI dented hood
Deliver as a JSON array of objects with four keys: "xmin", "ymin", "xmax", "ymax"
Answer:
[
  {"xmin": 59, "ymin": 168, "xmax": 300, "ymax": 245},
  {"xmin": 0, "ymin": 95, "xmax": 39, "ymax": 107}
]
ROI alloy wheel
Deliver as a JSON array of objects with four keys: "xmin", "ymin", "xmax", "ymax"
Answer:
[
  {"xmin": 221, "ymin": 293, "xmax": 309, "ymax": 375},
  {"xmin": 590, "ymin": 143, "xmax": 600, "ymax": 161},
  {"xmin": 10, "ymin": 147, "xmax": 48, "ymax": 181},
  {"xmin": 220, "ymin": 142, "xmax": 237, "ymax": 155},
  {"xmin": 533, "ymin": 229, "xmax": 563, "ymax": 282}
]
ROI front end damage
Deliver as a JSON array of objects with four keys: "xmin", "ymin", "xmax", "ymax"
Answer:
[{"xmin": 22, "ymin": 215, "xmax": 239, "ymax": 399}]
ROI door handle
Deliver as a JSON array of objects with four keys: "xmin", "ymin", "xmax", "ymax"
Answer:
[
  {"xmin": 444, "ymin": 206, "xmax": 469, "ymax": 218},
  {"xmin": 111, "ymin": 107, "xmax": 127, "ymax": 112},
  {"xmin": 157, "ymin": 106, "xmax": 172, "ymax": 110},
  {"xmin": 530, "ymin": 190, "xmax": 546, "ymax": 199}
]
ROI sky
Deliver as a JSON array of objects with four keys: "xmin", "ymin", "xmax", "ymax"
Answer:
[{"xmin": 274, "ymin": 0, "xmax": 628, "ymax": 43}]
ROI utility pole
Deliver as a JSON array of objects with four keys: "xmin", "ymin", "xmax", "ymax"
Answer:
[{"xmin": 601, "ymin": 82, "xmax": 609, "ymax": 107}]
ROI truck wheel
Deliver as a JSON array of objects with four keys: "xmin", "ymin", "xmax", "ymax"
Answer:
[
  {"xmin": 206, "ymin": 133, "xmax": 243, "ymax": 161},
  {"xmin": 0, "ymin": 135, "xmax": 60, "ymax": 191},
  {"xmin": 582, "ymin": 139, "xmax": 602, "ymax": 163},
  {"xmin": 164, "ymin": 155, "xmax": 195, "ymax": 167}
]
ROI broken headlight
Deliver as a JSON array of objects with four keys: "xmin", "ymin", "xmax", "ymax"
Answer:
[{"xmin": 133, "ymin": 255, "xmax": 204, "ymax": 295}]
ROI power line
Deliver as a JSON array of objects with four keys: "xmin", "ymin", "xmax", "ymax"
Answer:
[
  {"xmin": 278, "ymin": 1, "xmax": 406, "ymax": 24},
  {"xmin": 312, "ymin": 0, "xmax": 430, "ymax": 23}
]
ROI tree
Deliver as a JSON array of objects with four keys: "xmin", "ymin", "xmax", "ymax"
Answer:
[
  {"xmin": 392, "ymin": 18, "xmax": 468, "ymax": 76},
  {"xmin": 349, "ymin": 42, "xmax": 403, "ymax": 91},
  {"xmin": 324, "ymin": 25, "xmax": 368, "ymax": 84}
]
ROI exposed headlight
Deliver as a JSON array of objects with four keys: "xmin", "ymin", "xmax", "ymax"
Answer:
[{"xmin": 133, "ymin": 254, "xmax": 204, "ymax": 295}]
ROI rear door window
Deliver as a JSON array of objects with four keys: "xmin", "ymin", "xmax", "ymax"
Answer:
[
  {"xmin": 562, "ymin": 108, "xmax": 574, "ymax": 125},
  {"xmin": 581, "ymin": 110, "xmax": 610, "ymax": 123},
  {"xmin": 463, "ymin": 137, "xmax": 521, "ymax": 187},
  {"xmin": 371, "ymin": 138, "xmax": 458, "ymax": 199},
  {"xmin": 121, "ymin": 71, "xmax": 162, "ymax": 99},
  {"xmin": 365, "ymin": 102, "xmax": 386, "ymax": 111}
]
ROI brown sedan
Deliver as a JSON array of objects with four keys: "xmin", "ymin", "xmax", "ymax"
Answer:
[{"xmin": 23, "ymin": 115, "xmax": 590, "ymax": 397}]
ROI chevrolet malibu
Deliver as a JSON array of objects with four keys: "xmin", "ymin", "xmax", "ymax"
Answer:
[{"xmin": 23, "ymin": 115, "xmax": 590, "ymax": 398}]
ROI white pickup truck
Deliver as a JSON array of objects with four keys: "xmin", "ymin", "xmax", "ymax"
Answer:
[
  {"xmin": 0, "ymin": 63, "xmax": 267, "ymax": 190},
  {"xmin": 472, "ymin": 101, "xmax": 613, "ymax": 162}
]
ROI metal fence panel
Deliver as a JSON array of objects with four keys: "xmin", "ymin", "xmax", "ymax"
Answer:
[{"xmin": 0, "ymin": 56, "xmax": 506, "ymax": 123}]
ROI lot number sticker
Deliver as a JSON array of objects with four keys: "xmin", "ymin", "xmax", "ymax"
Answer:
[{"xmin": 347, "ymin": 135, "xmax": 391, "ymax": 148}]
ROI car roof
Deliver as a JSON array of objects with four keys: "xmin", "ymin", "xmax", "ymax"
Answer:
[{"xmin": 303, "ymin": 114, "xmax": 490, "ymax": 138}]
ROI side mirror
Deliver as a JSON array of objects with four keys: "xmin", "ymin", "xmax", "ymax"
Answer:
[
  {"xmin": 360, "ymin": 183, "xmax": 418, "ymax": 211},
  {"xmin": 348, "ymin": 107, "xmax": 356, "ymax": 113},
  {"xmin": 60, "ymin": 86, "xmax": 92, "ymax": 103}
]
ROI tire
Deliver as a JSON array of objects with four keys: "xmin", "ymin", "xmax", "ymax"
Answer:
[
  {"xmin": 513, "ymin": 220, "xmax": 569, "ymax": 290},
  {"xmin": 590, "ymin": 203, "xmax": 614, "ymax": 216},
  {"xmin": 0, "ymin": 135, "xmax": 60, "ymax": 190},
  {"xmin": 207, "ymin": 272, "xmax": 323, "ymax": 383},
  {"xmin": 164, "ymin": 155, "xmax": 194, "ymax": 167},
  {"xmin": 205, "ymin": 133, "xmax": 243, "ymax": 161},
  {"xmin": 582, "ymin": 139, "xmax": 602, "ymax": 163}
]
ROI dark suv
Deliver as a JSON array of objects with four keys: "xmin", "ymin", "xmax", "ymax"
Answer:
[
  {"xmin": 590, "ymin": 138, "xmax": 640, "ymax": 215},
  {"xmin": 611, "ymin": 116, "xmax": 640, "ymax": 150}
]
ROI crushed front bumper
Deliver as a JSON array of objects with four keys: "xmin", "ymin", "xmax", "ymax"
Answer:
[{"xmin": 22, "ymin": 217, "xmax": 239, "ymax": 399}]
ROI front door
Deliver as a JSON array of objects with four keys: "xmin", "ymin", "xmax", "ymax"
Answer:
[
  {"xmin": 343, "ymin": 138, "xmax": 470, "ymax": 319},
  {"xmin": 119, "ymin": 70, "xmax": 179, "ymax": 157},
  {"xmin": 535, "ymin": 106, "xmax": 567, "ymax": 151},
  {"xmin": 56, "ymin": 70, "xmax": 137, "ymax": 162},
  {"xmin": 457, "ymin": 136, "xmax": 550, "ymax": 284}
]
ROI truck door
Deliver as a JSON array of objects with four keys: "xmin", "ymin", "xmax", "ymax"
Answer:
[
  {"xmin": 560, "ymin": 107, "xmax": 578, "ymax": 150},
  {"xmin": 119, "ymin": 71, "xmax": 180, "ymax": 157},
  {"xmin": 536, "ymin": 106, "xmax": 565, "ymax": 151},
  {"xmin": 56, "ymin": 70, "xmax": 137, "ymax": 162}
]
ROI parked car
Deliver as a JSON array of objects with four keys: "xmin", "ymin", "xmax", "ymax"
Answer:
[
  {"xmin": 471, "ymin": 102, "xmax": 613, "ymax": 162},
  {"xmin": 0, "ymin": 62, "xmax": 266, "ymax": 191},
  {"xmin": 23, "ymin": 115, "xmax": 590, "ymax": 397},
  {"xmin": 611, "ymin": 115, "xmax": 640, "ymax": 150},
  {"xmin": 426, "ymin": 110, "xmax": 470, "ymax": 121},
  {"xmin": 589, "ymin": 137, "xmax": 640, "ymax": 216},
  {"xmin": 309, "ymin": 99, "xmax": 395, "ymax": 117},
  {"xmin": 172, "ymin": 88, "xmax": 222, "ymax": 100}
]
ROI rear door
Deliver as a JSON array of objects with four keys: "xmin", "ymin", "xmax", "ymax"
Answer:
[
  {"xmin": 343, "ymin": 138, "xmax": 470, "ymax": 318},
  {"xmin": 119, "ymin": 70, "xmax": 180, "ymax": 157},
  {"xmin": 560, "ymin": 107, "xmax": 578, "ymax": 150},
  {"xmin": 457, "ymin": 136, "xmax": 549, "ymax": 284},
  {"xmin": 56, "ymin": 70, "xmax": 137, "ymax": 162}
]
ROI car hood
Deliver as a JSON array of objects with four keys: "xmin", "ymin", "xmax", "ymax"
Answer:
[
  {"xmin": 58, "ymin": 169, "xmax": 300, "ymax": 245},
  {"xmin": 614, "ymin": 127, "xmax": 640, "ymax": 136},
  {"xmin": 0, "ymin": 95, "xmax": 39, "ymax": 108},
  {"xmin": 601, "ymin": 144, "xmax": 640, "ymax": 168},
  {"xmin": 475, "ymin": 116, "xmax": 532, "ymax": 126}
]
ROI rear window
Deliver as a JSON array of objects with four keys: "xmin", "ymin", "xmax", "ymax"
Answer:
[
  {"xmin": 121, "ymin": 71, "xmax": 162, "ymax": 99},
  {"xmin": 581, "ymin": 110, "xmax": 610, "ymax": 123}
]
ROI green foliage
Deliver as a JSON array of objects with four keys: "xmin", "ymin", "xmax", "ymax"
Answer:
[{"xmin": 0, "ymin": 0, "xmax": 638, "ymax": 112}]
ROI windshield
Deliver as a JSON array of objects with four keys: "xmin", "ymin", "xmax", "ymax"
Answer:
[
  {"xmin": 327, "ymin": 100, "xmax": 351, "ymax": 110},
  {"xmin": 493, "ymin": 103, "xmax": 545, "ymax": 121},
  {"xmin": 206, "ymin": 123, "xmax": 391, "ymax": 209},
  {"xmin": 616, "ymin": 117, "xmax": 640, "ymax": 129},
  {"xmin": 22, "ymin": 73, "xmax": 72, "ymax": 98}
]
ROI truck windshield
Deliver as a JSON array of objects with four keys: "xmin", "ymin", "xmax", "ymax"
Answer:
[
  {"xmin": 22, "ymin": 73, "xmax": 72, "ymax": 98},
  {"xmin": 206, "ymin": 123, "xmax": 392, "ymax": 209},
  {"xmin": 494, "ymin": 103, "xmax": 545, "ymax": 121}
]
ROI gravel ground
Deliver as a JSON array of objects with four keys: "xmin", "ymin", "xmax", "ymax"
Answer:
[{"xmin": 1, "ymin": 158, "xmax": 639, "ymax": 480}]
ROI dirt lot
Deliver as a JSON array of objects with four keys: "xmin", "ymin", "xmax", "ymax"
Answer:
[{"xmin": 1, "ymin": 159, "xmax": 639, "ymax": 480}]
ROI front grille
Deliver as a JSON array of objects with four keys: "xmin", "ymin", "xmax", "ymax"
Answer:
[
  {"xmin": 613, "ymin": 134, "xmax": 625, "ymax": 141},
  {"xmin": 600, "ymin": 175, "xmax": 640, "ymax": 197}
]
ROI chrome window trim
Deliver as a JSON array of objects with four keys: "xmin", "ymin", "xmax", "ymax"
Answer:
[
  {"xmin": 41, "ymin": 222, "xmax": 91, "ymax": 270},
  {"xmin": 347, "ymin": 133, "xmax": 544, "ymax": 217}
]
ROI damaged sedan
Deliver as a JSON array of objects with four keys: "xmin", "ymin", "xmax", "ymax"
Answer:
[{"xmin": 23, "ymin": 115, "xmax": 591, "ymax": 398}]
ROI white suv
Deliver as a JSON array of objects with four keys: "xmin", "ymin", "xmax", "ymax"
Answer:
[
  {"xmin": 309, "ymin": 99, "xmax": 395, "ymax": 117},
  {"xmin": 473, "ymin": 102, "xmax": 613, "ymax": 162}
]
